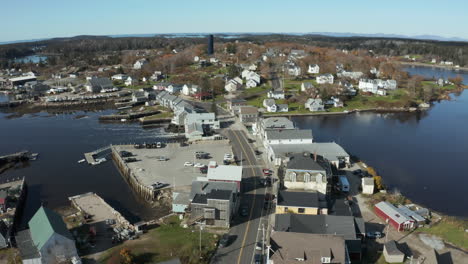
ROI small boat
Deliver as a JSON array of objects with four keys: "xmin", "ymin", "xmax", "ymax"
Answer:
[
  {"xmin": 78, "ymin": 159, "xmax": 85, "ymax": 163},
  {"xmin": 121, "ymin": 119, "xmax": 127, "ymax": 122},
  {"xmin": 29, "ymin": 153, "xmax": 39, "ymax": 161}
]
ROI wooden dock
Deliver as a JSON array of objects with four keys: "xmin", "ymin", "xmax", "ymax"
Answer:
[{"xmin": 83, "ymin": 146, "xmax": 110, "ymax": 165}]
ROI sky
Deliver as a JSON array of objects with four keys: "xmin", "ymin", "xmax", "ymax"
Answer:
[{"xmin": 1, "ymin": 0, "xmax": 467, "ymax": 42}]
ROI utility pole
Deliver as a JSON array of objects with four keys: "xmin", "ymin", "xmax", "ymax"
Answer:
[
  {"xmin": 262, "ymin": 223, "xmax": 265, "ymax": 257},
  {"xmin": 196, "ymin": 221, "xmax": 204, "ymax": 259}
]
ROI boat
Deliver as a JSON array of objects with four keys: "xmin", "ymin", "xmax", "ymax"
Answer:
[
  {"xmin": 78, "ymin": 159, "xmax": 85, "ymax": 163},
  {"xmin": 92, "ymin": 157, "xmax": 107, "ymax": 165},
  {"xmin": 121, "ymin": 119, "xmax": 127, "ymax": 122},
  {"xmin": 29, "ymin": 153, "xmax": 39, "ymax": 161}
]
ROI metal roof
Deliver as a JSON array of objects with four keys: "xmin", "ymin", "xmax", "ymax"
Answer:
[
  {"xmin": 262, "ymin": 117, "xmax": 295, "ymax": 129},
  {"xmin": 266, "ymin": 129, "xmax": 312, "ymax": 141},
  {"xmin": 207, "ymin": 165, "xmax": 242, "ymax": 182},
  {"xmin": 190, "ymin": 181, "xmax": 238, "ymax": 200},
  {"xmin": 375, "ymin": 201, "xmax": 413, "ymax": 224},
  {"xmin": 28, "ymin": 206, "xmax": 74, "ymax": 251}
]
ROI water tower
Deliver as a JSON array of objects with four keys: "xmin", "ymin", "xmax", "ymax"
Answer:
[{"xmin": 207, "ymin": 35, "xmax": 214, "ymax": 55}]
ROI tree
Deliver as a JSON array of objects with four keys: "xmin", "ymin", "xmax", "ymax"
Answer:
[
  {"xmin": 119, "ymin": 248, "xmax": 135, "ymax": 264},
  {"xmin": 226, "ymin": 43, "xmax": 237, "ymax": 54},
  {"xmin": 449, "ymin": 75, "xmax": 464, "ymax": 87},
  {"xmin": 227, "ymin": 65, "xmax": 240, "ymax": 79}
]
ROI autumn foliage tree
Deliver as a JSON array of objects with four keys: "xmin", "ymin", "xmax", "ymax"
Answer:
[
  {"xmin": 119, "ymin": 248, "xmax": 135, "ymax": 264},
  {"xmin": 449, "ymin": 75, "xmax": 464, "ymax": 87}
]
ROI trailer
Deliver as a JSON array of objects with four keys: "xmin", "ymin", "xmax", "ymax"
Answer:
[{"xmin": 339, "ymin": 176, "xmax": 350, "ymax": 192}]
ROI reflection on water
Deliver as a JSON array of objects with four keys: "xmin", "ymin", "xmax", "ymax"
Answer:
[
  {"xmin": 0, "ymin": 110, "xmax": 166, "ymax": 226},
  {"xmin": 293, "ymin": 89, "xmax": 468, "ymax": 217}
]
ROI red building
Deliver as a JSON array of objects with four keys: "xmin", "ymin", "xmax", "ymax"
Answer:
[{"xmin": 374, "ymin": 201, "xmax": 415, "ymax": 231}]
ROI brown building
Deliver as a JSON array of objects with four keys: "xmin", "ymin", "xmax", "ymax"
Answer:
[{"xmin": 270, "ymin": 232, "xmax": 350, "ymax": 264}]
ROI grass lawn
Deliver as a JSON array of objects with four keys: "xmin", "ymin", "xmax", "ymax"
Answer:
[
  {"xmin": 140, "ymin": 111, "xmax": 173, "ymax": 121},
  {"xmin": 0, "ymin": 248, "xmax": 21, "ymax": 264},
  {"xmin": 98, "ymin": 217, "xmax": 218, "ymax": 264},
  {"xmin": 242, "ymin": 85, "xmax": 270, "ymax": 96},
  {"xmin": 416, "ymin": 217, "xmax": 468, "ymax": 250},
  {"xmin": 245, "ymin": 94, "xmax": 267, "ymax": 108}
]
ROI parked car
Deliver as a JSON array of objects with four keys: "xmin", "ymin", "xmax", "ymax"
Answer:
[
  {"xmin": 184, "ymin": 162, "xmax": 194, "ymax": 167},
  {"xmin": 124, "ymin": 157, "xmax": 137, "ymax": 163},
  {"xmin": 366, "ymin": 231, "xmax": 383, "ymax": 239},
  {"xmin": 262, "ymin": 169, "xmax": 272, "ymax": 176},
  {"xmin": 254, "ymin": 254, "xmax": 262, "ymax": 264},
  {"xmin": 194, "ymin": 163, "xmax": 205, "ymax": 168},
  {"xmin": 254, "ymin": 150, "xmax": 262, "ymax": 155},
  {"xmin": 255, "ymin": 242, "xmax": 263, "ymax": 251},
  {"xmin": 134, "ymin": 144, "xmax": 143, "ymax": 149},
  {"xmin": 151, "ymin": 182, "xmax": 165, "ymax": 189},
  {"xmin": 219, "ymin": 234, "xmax": 230, "ymax": 248},
  {"xmin": 156, "ymin": 142, "xmax": 162, "ymax": 148},
  {"xmin": 119, "ymin": 151, "xmax": 132, "ymax": 157},
  {"xmin": 156, "ymin": 156, "xmax": 168, "ymax": 161},
  {"xmin": 200, "ymin": 167, "xmax": 208, "ymax": 174},
  {"xmin": 240, "ymin": 206, "xmax": 249, "ymax": 217},
  {"xmin": 353, "ymin": 169, "xmax": 362, "ymax": 175}
]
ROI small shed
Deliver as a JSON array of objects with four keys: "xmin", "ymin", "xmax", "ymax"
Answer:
[
  {"xmin": 383, "ymin": 240, "xmax": 405, "ymax": 263},
  {"xmin": 361, "ymin": 177, "xmax": 374, "ymax": 194}
]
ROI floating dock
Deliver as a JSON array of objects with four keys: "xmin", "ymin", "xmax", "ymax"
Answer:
[{"xmin": 83, "ymin": 146, "xmax": 111, "ymax": 165}]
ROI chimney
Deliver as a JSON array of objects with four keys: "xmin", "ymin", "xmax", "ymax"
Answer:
[{"xmin": 314, "ymin": 152, "xmax": 317, "ymax": 161}]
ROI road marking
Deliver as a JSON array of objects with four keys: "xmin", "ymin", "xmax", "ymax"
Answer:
[{"xmin": 232, "ymin": 130, "xmax": 259, "ymax": 264}]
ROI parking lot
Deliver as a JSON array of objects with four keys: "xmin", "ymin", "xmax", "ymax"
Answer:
[{"xmin": 113, "ymin": 140, "xmax": 233, "ymax": 188}]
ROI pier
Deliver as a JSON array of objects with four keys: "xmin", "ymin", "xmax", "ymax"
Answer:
[{"xmin": 83, "ymin": 146, "xmax": 111, "ymax": 165}]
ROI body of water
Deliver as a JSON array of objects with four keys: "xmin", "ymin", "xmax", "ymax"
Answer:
[
  {"xmin": 0, "ymin": 110, "xmax": 166, "ymax": 226},
  {"xmin": 14, "ymin": 55, "xmax": 48, "ymax": 64},
  {"xmin": 293, "ymin": 66, "xmax": 468, "ymax": 217},
  {"xmin": 1, "ymin": 65, "xmax": 467, "ymax": 224}
]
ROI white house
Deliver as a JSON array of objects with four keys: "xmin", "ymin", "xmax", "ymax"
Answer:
[
  {"xmin": 264, "ymin": 129, "xmax": 313, "ymax": 147},
  {"xmin": 307, "ymin": 64, "xmax": 320, "ymax": 74},
  {"xmin": 337, "ymin": 71, "xmax": 364, "ymax": 80},
  {"xmin": 263, "ymin": 99, "xmax": 277, "ymax": 112},
  {"xmin": 267, "ymin": 90, "xmax": 285, "ymax": 99},
  {"xmin": 182, "ymin": 84, "xmax": 199, "ymax": 96},
  {"xmin": 133, "ymin": 59, "xmax": 148, "ymax": 70},
  {"xmin": 225, "ymin": 77, "xmax": 243, "ymax": 93},
  {"xmin": 246, "ymin": 79, "xmax": 258, "ymax": 88},
  {"xmin": 253, "ymin": 117, "xmax": 295, "ymax": 139},
  {"xmin": 111, "ymin": 74, "xmax": 128, "ymax": 81},
  {"xmin": 305, "ymin": 98, "xmax": 325, "ymax": 111},
  {"xmin": 359, "ymin": 79, "xmax": 397, "ymax": 94},
  {"xmin": 287, "ymin": 65, "xmax": 301, "ymax": 76},
  {"xmin": 301, "ymin": 82, "xmax": 314, "ymax": 92},
  {"xmin": 124, "ymin": 77, "xmax": 134, "ymax": 86},
  {"xmin": 283, "ymin": 153, "xmax": 331, "ymax": 198},
  {"xmin": 316, "ymin": 74, "xmax": 334, "ymax": 84},
  {"xmin": 166, "ymin": 84, "xmax": 183, "ymax": 94},
  {"xmin": 325, "ymin": 97, "xmax": 343, "ymax": 108}
]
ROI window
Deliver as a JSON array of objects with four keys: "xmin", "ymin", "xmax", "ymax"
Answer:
[
  {"xmin": 284, "ymin": 207, "xmax": 288, "ymax": 213},
  {"xmin": 304, "ymin": 173, "xmax": 311, "ymax": 182},
  {"xmin": 298, "ymin": 208, "xmax": 305, "ymax": 213},
  {"xmin": 291, "ymin": 172, "xmax": 297, "ymax": 182}
]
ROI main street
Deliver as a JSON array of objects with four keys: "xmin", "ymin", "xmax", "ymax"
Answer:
[{"xmin": 211, "ymin": 128, "xmax": 271, "ymax": 264}]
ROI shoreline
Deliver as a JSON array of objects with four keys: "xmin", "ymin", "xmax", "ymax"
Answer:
[{"xmin": 399, "ymin": 61, "xmax": 468, "ymax": 72}]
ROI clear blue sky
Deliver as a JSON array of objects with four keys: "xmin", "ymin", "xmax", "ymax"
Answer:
[{"xmin": 2, "ymin": 0, "xmax": 467, "ymax": 42}]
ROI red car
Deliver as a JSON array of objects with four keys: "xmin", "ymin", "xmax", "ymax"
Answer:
[{"xmin": 262, "ymin": 169, "xmax": 272, "ymax": 176}]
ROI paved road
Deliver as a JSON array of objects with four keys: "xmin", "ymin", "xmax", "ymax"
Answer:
[{"xmin": 211, "ymin": 129, "xmax": 270, "ymax": 264}]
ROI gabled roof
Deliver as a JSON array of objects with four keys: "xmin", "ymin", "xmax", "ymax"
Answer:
[
  {"xmin": 88, "ymin": 77, "xmax": 112, "ymax": 88},
  {"xmin": 270, "ymin": 232, "xmax": 347, "ymax": 264},
  {"xmin": 286, "ymin": 153, "xmax": 328, "ymax": 171},
  {"xmin": 28, "ymin": 206, "xmax": 73, "ymax": 250},
  {"xmin": 262, "ymin": 117, "xmax": 295, "ymax": 130}
]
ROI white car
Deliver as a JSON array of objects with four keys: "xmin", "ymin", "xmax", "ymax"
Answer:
[
  {"xmin": 194, "ymin": 163, "xmax": 205, "ymax": 168},
  {"xmin": 184, "ymin": 162, "xmax": 194, "ymax": 167}
]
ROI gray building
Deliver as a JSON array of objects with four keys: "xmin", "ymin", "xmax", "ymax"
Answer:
[
  {"xmin": 85, "ymin": 77, "xmax": 113, "ymax": 93},
  {"xmin": 238, "ymin": 106, "xmax": 258, "ymax": 124},
  {"xmin": 190, "ymin": 181, "xmax": 238, "ymax": 227}
]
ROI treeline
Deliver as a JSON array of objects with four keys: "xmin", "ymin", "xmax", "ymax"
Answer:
[
  {"xmin": 2, "ymin": 34, "xmax": 468, "ymax": 67},
  {"xmin": 242, "ymin": 34, "xmax": 468, "ymax": 66}
]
